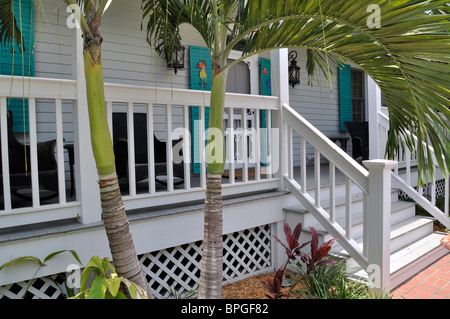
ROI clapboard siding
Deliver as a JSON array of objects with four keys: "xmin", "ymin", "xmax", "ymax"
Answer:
[
  {"xmin": 288, "ymin": 49, "xmax": 348, "ymax": 165},
  {"xmin": 33, "ymin": 0, "xmax": 74, "ymax": 80}
]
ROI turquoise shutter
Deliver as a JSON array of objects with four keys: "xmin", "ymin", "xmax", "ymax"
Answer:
[
  {"xmin": 259, "ymin": 58, "xmax": 271, "ymax": 167},
  {"xmin": 338, "ymin": 64, "xmax": 352, "ymax": 132},
  {"xmin": 1, "ymin": 0, "xmax": 35, "ymax": 133},
  {"xmin": 259, "ymin": 58, "xmax": 271, "ymax": 96},
  {"xmin": 189, "ymin": 46, "xmax": 212, "ymax": 173}
]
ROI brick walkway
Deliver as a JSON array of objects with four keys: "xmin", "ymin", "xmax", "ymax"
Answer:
[{"xmin": 390, "ymin": 253, "xmax": 450, "ymax": 299}]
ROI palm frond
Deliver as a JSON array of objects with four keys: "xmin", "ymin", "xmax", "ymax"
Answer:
[
  {"xmin": 149, "ymin": 0, "xmax": 450, "ymax": 183},
  {"xmin": 141, "ymin": 0, "xmax": 214, "ymax": 57},
  {"xmin": 0, "ymin": 0, "xmax": 24, "ymax": 52}
]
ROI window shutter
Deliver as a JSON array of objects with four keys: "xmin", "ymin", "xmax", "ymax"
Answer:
[
  {"xmin": 259, "ymin": 58, "xmax": 271, "ymax": 167},
  {"xmin": 1, "ymin": 0, "xmax": 34, "ymax": 133},
  {"xmin": 338, "ymin": 64, "xmax": 352, "ymax": 132},
  {"xmin": 259, "ymin": 58, "xmax": 271, "ymax": 96},
  {"xmin": 189, "ymin": 46, "xmax": 211, "ymax": 173}
]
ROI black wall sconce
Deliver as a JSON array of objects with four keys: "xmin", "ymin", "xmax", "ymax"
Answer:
[
  {"xmin": 166, "ymin": 43, "xmax": 185, "ymax": 74},
  {"xmin": 288, "ymin": 51, "xmax": 301, "ymax": 88}
]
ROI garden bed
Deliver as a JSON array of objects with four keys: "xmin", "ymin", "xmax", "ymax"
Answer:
[{"xmin": 222, "ymin": 272, "xmax": 294, "ymax": 299}]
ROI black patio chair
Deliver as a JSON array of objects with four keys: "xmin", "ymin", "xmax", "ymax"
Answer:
[
  {"xmin": 0, "ymin": 110, "xmax": 74, "ymax": 201},
  {"xmin": 344, "ymin": 121, "xmax": 369, "ymax": 161},
  {"xmin": 112, "ymin": 112, "xmax": 185, "ymax": 190}
]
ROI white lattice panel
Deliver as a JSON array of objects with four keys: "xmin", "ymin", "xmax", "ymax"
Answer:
[
  {"xmin": 0, "ymin": 275, "xmax": 66, "ymax": 299},
  {"xmin": 139, "ymin": 224, "xmax": 272, "ymax": 299}
]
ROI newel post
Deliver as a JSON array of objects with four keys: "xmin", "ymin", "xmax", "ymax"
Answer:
[
  {"xmin": 363, "ymin": 159, "xmax": 397, "ymax": 296},
  {"xmin": 270, "ymin": 49, "xmax": 290, "ymax": 191}
]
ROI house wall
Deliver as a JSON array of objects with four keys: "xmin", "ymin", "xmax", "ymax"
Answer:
[{"xmin": 287, "ymin": 48, "xmax": 349, "ymax": 166}]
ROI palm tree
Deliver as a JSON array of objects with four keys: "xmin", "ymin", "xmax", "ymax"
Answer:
[
  {"xmin": 0, "ymin": 0, "xmax": 152, "ymax": 298},
  {"xmin": 64, "ymin": 0, "xmax": 153, "ymax": 298},
  {"xmin": 142, "ymin": 0, "xmax": 450, "ymax": 298}
]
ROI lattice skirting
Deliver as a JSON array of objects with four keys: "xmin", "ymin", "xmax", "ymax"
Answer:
[
  {"xmin": 0, "ymin": 274, "xmax": 68, "ymax": 299},
  {"xmin": 0, "ymin": 224, "xmax": 273, "ymax": 299},
  {"xmin": 398, "ymin": 178, "xmax": 447, "ymax": 202}
]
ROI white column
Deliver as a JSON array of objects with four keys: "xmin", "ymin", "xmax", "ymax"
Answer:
[
  {"xmin": 367, "ymin": 75, "xmax": 382, "ymax": 159},
  {"xmin": 363, "ymin": 159, "xmax": 397, "ymax": 296},
  {"xmin": 270, "ymin": 49, "xmax": 290, "ymax": 190},
  {"xmin": 271, "ymin": 221, "xmax": 287, "ymax": 271},
  {"xmin": 73, "ymin": 27, "xmax": 102, "ymax": 224}
]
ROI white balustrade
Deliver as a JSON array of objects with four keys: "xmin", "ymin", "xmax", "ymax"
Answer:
[
  {"xmin": 377, "ymin": 110, "xmax": 450, "ymax": 229},
  {"xmin": 281, "ymin": 102, "xmax": 395, "ymax": 294},
  {"xmin": 0, "ymin": 75, "xmax": 280, "ymax": 228}
]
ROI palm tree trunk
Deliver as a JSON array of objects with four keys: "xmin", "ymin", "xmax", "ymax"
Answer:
[
  {"xmin": 198, "ymin": 173, "xmax": 223, "ymax": 299},
  {"xmin": 198, "ymin": 69, "xmax": 227, "ymax": 299},
  {"xmin": 83, "ymin": 27, "xmax": 152, "ymax": 298},
  {"xmin": 98, "ymin": 172, "xmax": 151, "ymax": 297}
]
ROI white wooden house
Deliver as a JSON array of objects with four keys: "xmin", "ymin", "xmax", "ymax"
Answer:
[{"xmin": 0, "ymin": 0, "xmax": 448, "ymax": 299}]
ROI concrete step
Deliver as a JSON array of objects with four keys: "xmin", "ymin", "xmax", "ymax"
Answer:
[
  {"xmin": 328, "ymin": 215, "xmax": 434, "ymax": 256},
  {"xmin": 284, "ymin": 190, "xmax": 408, "ymax": 228},
  {"xmin": 286, "ymin": 199, "xmax": 416, "ymax": 244},
  {"xmin": 283, "ymin": 188, "xmax": 446, "ymax": 291},
  {"xmin": 346, "ymin": 232, "xmax": 448, "ymax": 290}
]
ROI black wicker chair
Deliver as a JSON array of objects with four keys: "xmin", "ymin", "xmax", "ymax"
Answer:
[
  {"xmin": 0, "ymin": 110, "xmax": 74, "ymax": 201},
  {"xmin": 344, "ymin": 121, "xmax": 369, "ymax": 161},
  {"xmin": 112, "ymin": 112, "xmax": 184, "ymax": 190}
]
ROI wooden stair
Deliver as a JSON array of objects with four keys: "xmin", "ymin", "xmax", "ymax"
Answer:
[{"xmin": 283, "ymin": 186, "xmax": 449, "ymax": 290}]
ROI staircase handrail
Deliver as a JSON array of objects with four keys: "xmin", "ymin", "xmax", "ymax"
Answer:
[
  {"xmin": 282, "ymin": 103, "xmax": 369, "ymax": 192},
  {"xmin": 377, "ymin": 111, "xmax": 450, "ymax": 229},
  {"xmin": 281, "ymin": 103, "xmax": 371, "ymax": 270}
]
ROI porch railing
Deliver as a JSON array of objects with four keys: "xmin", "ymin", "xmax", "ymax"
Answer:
[
  {"xmin": 0, "ymin": 76, "xmax": 80, "ymax": 228},
  {"xmin": 0, "ymin": 75, "xmax": 280, "ymax": 229},
  {"xmin": 377, "ymin": 110, "xmax": 450, "ymax": 229},
  {"xmin": 280, "ymin": 102, "xmax": 395, "ymax": 293}
]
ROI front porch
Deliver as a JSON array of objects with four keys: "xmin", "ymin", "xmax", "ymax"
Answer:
[{"xmin": 0, "ymin": 51, "xmax": 448, "ymax": 298}]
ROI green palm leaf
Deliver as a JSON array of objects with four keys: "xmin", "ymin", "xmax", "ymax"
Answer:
[
  {"xmin": 142, "ymin": 0, "xmax": 450, "ymax": 183},
  {"xmin": 0, "ymin": 0, "xmax": 24, "ymax": 52}
]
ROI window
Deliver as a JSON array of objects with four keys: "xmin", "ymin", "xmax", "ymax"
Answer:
[
  {"xmin": 351, "ymin": 69, "xmax": 365, "ymax": 122},
  {"xmin": 226, "ymin": 59, "xmax": 250, "ymax": 94}
]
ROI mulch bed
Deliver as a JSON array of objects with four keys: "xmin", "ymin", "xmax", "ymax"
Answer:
[{"xmin": 221, "ymin": 272, "xmax": 301, "ymax": 299}]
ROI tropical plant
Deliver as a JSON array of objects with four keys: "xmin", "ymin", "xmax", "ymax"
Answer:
[
  {"xmin": 0, "ymin": 0, "xmax": 23, "ymax": 51},
  {"xmin": 261, "ymin": 222, "xmax": 336, "ymax": 299},
  {"xmin": 0, "ymin": 250, "xmax": 82, "ymax": 298},
  {"xmin": 142, "ymin": 0, "xmax": 450, "ymax": 298},
  {"xmin": 70, "ymin": 256, "xmax": 148, "ymax": 299},
  {"xmin": 0, "ymin": 0, "xmax": 152, "ymax": 297},
  {"xmin": 292, "ymin": 258, "xmax": 393, "ymax": 299},
  {"xmin": 67, "ymin": 0, "xmax": 155, "ymax": 297}
]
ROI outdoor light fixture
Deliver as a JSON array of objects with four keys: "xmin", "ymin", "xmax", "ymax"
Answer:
[
  {"xmin": 288, "ymin": 51, "xmax": 301, "ymax": 88},
  {"xmin": 166, "ymin": 43, "xmax": 185, "ymax": 74}
]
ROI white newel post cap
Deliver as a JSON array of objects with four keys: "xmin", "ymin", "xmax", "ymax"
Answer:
[{"xmin": 363, "ymin": 159, "xmax": 398, "ymax": 170}]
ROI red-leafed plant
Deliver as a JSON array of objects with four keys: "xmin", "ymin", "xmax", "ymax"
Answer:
[
  {"xmin": 261, "ymin": 222, "xmax": 336, "ymax": 299},
  {"xmin": 260, "ymin": 267, "xmax": 286, "ymax": 299}
]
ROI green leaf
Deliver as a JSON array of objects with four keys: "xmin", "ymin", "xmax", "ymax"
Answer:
[
  {"xmin": 0, "ymin": 256, "xmax": 45, "ymax": 271},
  {"xmin": 87, "ymin": 276, "xmax": 108, "ymax": 299},
  {"xmin": 107, "ymin": 274, "xmax": 122, "ymax": 297},
  {"xmin": 43, "ymin": 250, "xmax": 82, "ymax": 265},
  {"xmin": 120, "ymin": 278, "xmax": 148, "ymax": 299},
  {"xmin": 79, "ymin": 256, "xmax": 104, "ymax": 291}
]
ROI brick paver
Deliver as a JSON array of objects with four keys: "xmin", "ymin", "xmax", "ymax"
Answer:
[{"xmin": 391, "ymin": 254, "xmax": 450, "ymax": 299}]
